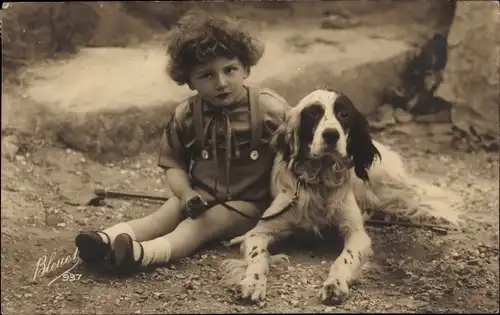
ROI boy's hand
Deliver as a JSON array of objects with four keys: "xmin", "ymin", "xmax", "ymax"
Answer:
[{"xmin": 181, "ymin": 189, "xmax": 208, "ymax": 219}]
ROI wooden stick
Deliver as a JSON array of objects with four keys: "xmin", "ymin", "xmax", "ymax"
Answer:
[{"xmin": 365, "ymin": 219, "xmax": 456, "ymax": 235}]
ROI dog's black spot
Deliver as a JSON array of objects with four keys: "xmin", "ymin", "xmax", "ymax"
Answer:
[
  {"xmin": 334, "ymin": 93, "xmax": 381, "ymax": 181},
  {"xmin": 260, "ymin": 249, "xmax": 266, "ymax": 253},
  {"xmin": 251, "ymin": 246, "xmax": 257, "ymax": 251},
  {"xmin": 254, "ymin": 273, "xmax": 259, "ymax": 280},
  {"xmin": 248, "ymin": 233, "xmax": 256, "ymax": 238},
  {"xmin": 336, "ymin": 279, "xmax": 340, "ymax": 286},
  {"xmin": 344, "ymin": 258, "xmax": 348, "ymax": 264},
  {"xmin": 298, "ymin": 104, "xmax": 325, "ymax": 156},
  {"xmin": 346, "ymin": 249, "xmax": 354, "ymax": 259},
  {"xmin": 251, "ymin": 251, "xmax": 258, "ymax": 259},
  {"xmin": 358, "ymin": 251, "xmax": 362, "ymax": 260}
]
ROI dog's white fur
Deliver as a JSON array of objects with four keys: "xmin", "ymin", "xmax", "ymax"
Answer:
[{"xmin": 221, "ymin": 89, "xmax": 464, "ymax": 304}]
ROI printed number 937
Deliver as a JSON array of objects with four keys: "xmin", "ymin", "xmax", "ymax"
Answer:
[{"xmin": 62, "ymin": 273, "xmax": 82, "ymax": 282}]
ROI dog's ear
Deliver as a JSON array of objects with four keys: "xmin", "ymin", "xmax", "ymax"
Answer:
[
  {"xmin": 271, "ymin": 111, "xmax": 301, "ymax": 167},
  {"xmin": 345, "ymin": 103, "xmax": 381, "ymax": 181}
]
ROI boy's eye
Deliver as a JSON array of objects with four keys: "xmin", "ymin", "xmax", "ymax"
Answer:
[
  {"xmin": 199, "ymin": 73, "xmax": 212, "ymax": 79},
  {"xmin": 225, "ymin": 67, "xmax": 238, "ymax": 74}
]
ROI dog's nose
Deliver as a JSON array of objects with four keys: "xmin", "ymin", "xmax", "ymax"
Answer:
[{"xmin": 322, "ymin": 129, "xmax": 340, "ymax": 144}]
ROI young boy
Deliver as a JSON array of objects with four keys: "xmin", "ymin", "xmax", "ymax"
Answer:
[{"xmin": 75, "ymin": 11, "xmax": 291, "ymax": 275}]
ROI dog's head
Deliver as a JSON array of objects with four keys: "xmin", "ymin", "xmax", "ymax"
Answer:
[{"xmin": 271, "ymin": 89, "xmax": 381, "ymax": 181}]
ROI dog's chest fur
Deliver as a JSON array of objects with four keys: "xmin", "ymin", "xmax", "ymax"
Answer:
[{"xmin": 290, "ymin": 160, "xmax": 351, "ymax": 232}]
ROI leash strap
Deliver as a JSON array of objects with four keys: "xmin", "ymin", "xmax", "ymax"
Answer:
[{"xmin": 188, "ymin": 179, "xmax": 304, "ymax": 221}]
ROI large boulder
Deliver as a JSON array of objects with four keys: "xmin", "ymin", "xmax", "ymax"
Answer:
[
  {"xmin": 17, "ymin": 26, "xmax": 413, "ymax": 161},
  {"xmin": 436, "ymin": 1, "xmax": 499, "ymax": 151},
  {"xmin": 6, "ymin": 1, "xmax": 458, "ymax": 161}
]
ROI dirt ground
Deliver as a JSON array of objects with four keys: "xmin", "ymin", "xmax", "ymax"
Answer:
[
  {"xmin": 1, "ymin": 129, "xmax": 498, "ymax": 314},
  {"xmin": 1, "ymin": 3, "xmax": 499, "ymax": 314}
]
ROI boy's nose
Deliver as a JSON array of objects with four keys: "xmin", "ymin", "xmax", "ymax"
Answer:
[{"xmin": 215, "ymin": 74, "xmax": 228, "ymax": 88}]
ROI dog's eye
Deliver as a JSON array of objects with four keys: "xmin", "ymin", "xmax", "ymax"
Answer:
[
  {"xmin": 304, "ymin": 105, "xmax": 324, "ymax": 119},
  {"xmin": 338, "ymin": 111, "xmax": 349, "ymax": 119},
  {"xmin": 306, "ymin": 111, "xmax": 321, "ymax": 119}
]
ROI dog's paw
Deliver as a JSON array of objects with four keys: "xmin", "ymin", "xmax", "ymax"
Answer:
[
  {"xmin": 319, "ymin": 276, "xmax": 350, "ymax": 305},
  {"xmin": 235, "ymin": 273, "xmax": 268, "ymax": 302}
]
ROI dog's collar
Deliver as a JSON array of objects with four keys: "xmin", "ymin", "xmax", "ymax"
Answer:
[{"xmin": 292, "ymin": 155, "xmax": 354, "ymax": 185}]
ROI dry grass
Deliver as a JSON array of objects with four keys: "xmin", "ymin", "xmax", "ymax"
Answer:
[
  {"xmin": 2, "ymin": 3, "xmax": 98, "ymax": 81},
  {"xmin": 1, "ymin": 2, "xmax": 172, "ymax": 83}
]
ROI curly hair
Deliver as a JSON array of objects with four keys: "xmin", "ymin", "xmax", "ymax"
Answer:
[{"xmin": 166, "ymin": 11, "xmax": 265, "ymax": 86}]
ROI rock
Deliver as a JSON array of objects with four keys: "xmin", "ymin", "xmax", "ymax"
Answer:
[
  {"xmin": 393, "ymin": 108, "xmax": 413, "ymax": 123},
  {"xmin": 1, "ymin": 135, "xmax": 20, "ymax": 159},
  {"xmin": 390, "ymin": 123, "xmax": 428, "ymax": 137},
  {"xmin": 428, "ymin": 123, "xmax": 453, "ymax": 135},
  {"xmin": 414, "ymin": 109, "xmax": 451, "ymax": 123},
  {"xmin": 431, "ymin": 134, "xmax": 454, "ymax": 144},
  {"xmin": 371, "ymin": 104, "xmax": 398, "ymax": 130},
  {"xmin": 436, "ymin": 1, "xmax": 499, "ymax": 151},
  {"xmin": 321, "ymin": 15, "xmax": 361, "ymax": 29},
  {"xmin": 377, "ymin": 103, "xmax": 395, "ymax": 117},
  {"xmin": 46, "ymin": 214, "xmax": 63, "ymax": 227}
]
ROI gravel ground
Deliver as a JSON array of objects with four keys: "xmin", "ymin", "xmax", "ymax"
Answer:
[{"xmin": 1, "ymin": 130, "xmax": 498, "ymax": 314}]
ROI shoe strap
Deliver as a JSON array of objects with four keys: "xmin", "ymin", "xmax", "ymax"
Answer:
[
  {"xmin": 99, "ymin": 231, "xmax": 111, "ymax": 245},
  {"xmin": 137, "ymin": 243, "xmax": 144, "ymax": 263}
]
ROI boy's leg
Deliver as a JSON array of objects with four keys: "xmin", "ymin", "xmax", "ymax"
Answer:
[
  {"xmin": 113, "ymin": 201, "xmax": 265, "ymax": 271},
  {"xmin": 76, "ymin": 196, "xmax": 184, "ymax": 266},
  {"xmin": 102, "ymin": 196, "xmax": 184, "ymax": 243},
  {"xmin": 166, "ymin": 201, "xmax": 265, "ymax": 261}
]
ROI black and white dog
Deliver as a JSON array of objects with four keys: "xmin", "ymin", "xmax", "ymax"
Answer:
[{"xmin": 222, "ymin": 89, "xmax": 463, "ymax": 305}]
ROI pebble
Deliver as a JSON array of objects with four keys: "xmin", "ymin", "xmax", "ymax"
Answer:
[{"xmin": 393, "ymin": 108, "xmax": 413, "ymax": 123}]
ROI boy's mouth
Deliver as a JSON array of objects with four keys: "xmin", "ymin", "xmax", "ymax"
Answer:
[{"xmin": 216, "ymin": 92, "xmax": 231, "ymax": 100}]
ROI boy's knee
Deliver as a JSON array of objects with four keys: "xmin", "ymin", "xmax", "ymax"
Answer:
[
  {"xmin": 207, "ymin": 201, "xmax": 262, "ymax": 222},
  {"xmin": 157, "ymin": 196, "xmax": 182, "ymax": 213}
]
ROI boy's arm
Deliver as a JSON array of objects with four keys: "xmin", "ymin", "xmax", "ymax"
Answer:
[
  {"xmin": 158, "ymin": 110, "xmax": 195, "ymax": 200},
  {"xmin": 165, "ymin": 168, "xmax": 192, "ymax": 200},
  {"xmin": 259, "ymin": 89, "xmax": 292, "ymax": 136}
]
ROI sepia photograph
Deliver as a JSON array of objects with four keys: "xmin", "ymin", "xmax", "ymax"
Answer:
[{"xmin": 1, "ymin": 1, "xmax": 499, "ymax": 313}]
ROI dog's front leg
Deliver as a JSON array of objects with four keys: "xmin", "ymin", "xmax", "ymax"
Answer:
[
  {"xmin": 320, "ymin": 193, "xmax": 373, "ymax": 305},
  {"xmin": 236, "ymin": 192, "xmax": 294, "ymax": 302}
]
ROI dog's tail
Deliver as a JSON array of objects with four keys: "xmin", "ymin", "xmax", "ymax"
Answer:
[{"xmin": 373, "ymin": 172, "xmax": 464, "ymax": 227}]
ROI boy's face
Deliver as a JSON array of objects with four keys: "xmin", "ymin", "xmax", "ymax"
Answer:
[{"xmin": 188, "ymin": 57, "xmax": 249, "ymax": 107}]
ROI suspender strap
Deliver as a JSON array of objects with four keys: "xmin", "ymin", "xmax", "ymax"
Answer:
[
  {"xmin": 193, "ymin": 95, "xmax": 206, "ymax": 154},
  {"xmin": 192, "ymin": 88, "xmax": 262, "ymax": 158},
  {"xmin": 249, "ymin": 87, "xmax": 262, "ymax": 156}
]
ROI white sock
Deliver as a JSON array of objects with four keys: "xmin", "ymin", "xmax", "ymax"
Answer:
[
  {"xmin": 102, "ymin": 223, "xmax": 137, "ymax": 245},
  {"xmin": 139, "ymin": 237, "xmax": 172, "ymax": 267}
]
